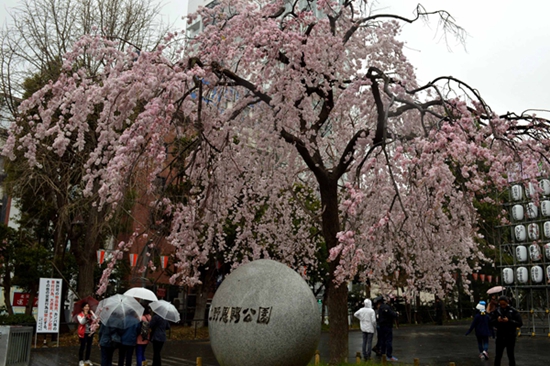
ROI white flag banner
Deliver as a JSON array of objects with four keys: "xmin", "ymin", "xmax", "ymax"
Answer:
[{"xmin": 36, "ymin": 278, "xmax": 62, "ymax": 333}]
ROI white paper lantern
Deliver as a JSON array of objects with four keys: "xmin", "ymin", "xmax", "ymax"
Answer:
[
  {"xmin": 503, "ymin": 268, "xmax": 514, "ymax": 285},
  {"xmin": 544, "ymin": 222, "xmax": 550, "ymax": 238},
  {"xmin": 527, "ymin": 223, "xmax": 539, "ymax": 240},
  {"xmin": 529, "ymin": 244, "xmax": 542, "ymax": 261},
  {"xmin": 526, "ymin": 202, "xmax": 538, "ymax": 219},
  {"xmin": 512, "ymin": 205, "xmax": 524, "ymax": 221},
  {"xmin": 525, "ymin": 182, "xmax": 536, "ymax": 198},
  {"xmin": 516, "ymin": 267, "xmax": 528, "ymax": 283},
  {"xmin": 514, "ymin": 225, "xmax": 527, "ymax": 241},
  {"xmin": 540, "ymin": 179, "xmax": 550, "ymax": 195},
  {"xmin": 547, "ymin": 266, "xmax": 550, "ymax": 283},
  {"xmin": 531, "ymin": 266, "xmax": 543, "ymax": 283},
  {"xmin": 516, "ymin": 246, "xmax": 528, "ymax": 262},
  {"xmin": 511, "ymin": 184, "xmax": 524, "ymax": 201},
  {"xmin": 541, "ymin": 201, "xmax": 550, "ymax": 217},
  {"xmin": 544, "ymin": 243, "xmax": 550, "ymax": 260}
]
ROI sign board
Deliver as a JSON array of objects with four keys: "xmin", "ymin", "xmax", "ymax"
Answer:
[
  {"xmin": 36, "ymin": 278, "xmax": 62, "ymax": 333},
  {"xmin": 12, "ymin": 293, "xmax": 38, "ymax": 307}
]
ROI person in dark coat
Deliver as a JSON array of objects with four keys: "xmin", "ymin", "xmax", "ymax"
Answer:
[
  {"xmin": 118, "ymin": 311, "xmax": 140, "ymax": 366},
  {"xmin": 371, "ymin": 296, "xmax": 383, "ymax": 357},
  {"xmin": 465, "ymin": 301, "xmax": 494, "ymax": 360},
  {"xmin": 377, "ymin": 296, "xmax": 399, "ymax": 362},
  {"xmin": 98, "ymin": 322, "xmax": 116, "ymax": 366},
  {"xmin": 489, "ymin": 295, "xmax": 522, "ymax": 366},
  {"xmin": 149, "ymin": 312, "xmax": 171, "ymax": 366}
]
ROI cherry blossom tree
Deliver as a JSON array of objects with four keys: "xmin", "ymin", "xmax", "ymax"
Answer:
[
  {"xmin": 4, "ymin": 0, "xmax": 550, "ymax": 362},
  {"xmin": 0, "ymin": 0, "xmax": 175, "ymax": 298}
]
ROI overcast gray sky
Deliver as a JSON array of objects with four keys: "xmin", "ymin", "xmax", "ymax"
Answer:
[{"xmin": 2, "ymin": 0, "xmax": 549, "ymax": 118}]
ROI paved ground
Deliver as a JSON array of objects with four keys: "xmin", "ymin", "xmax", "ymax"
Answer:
[{"xmin": 30, "ymin": 322, "xmax": 550, "ymax": 365}]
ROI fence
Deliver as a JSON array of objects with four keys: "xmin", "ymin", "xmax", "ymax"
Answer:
[{"xmin": 0, "ymin": 326, "xmax": 33, "ymax": 366}]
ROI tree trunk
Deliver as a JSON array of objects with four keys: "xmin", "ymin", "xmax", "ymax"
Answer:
[
  {"xmin": 327, "ymin": 279, "xmax": 349, "ymax": 363},
  {"xmin": 77, "ymin": 255, "xmax": 96, "ymax": 298},
  {"xmin": 25, "ymin": 285, "xmax": 38, "ymax": 316},
  {"xmin": 2, "ymin": 274, "xmax": 14, "ymax": 315},
  {"xmin": 319, "ymin": 178, "xmax": 348, "ymax": 364},
  {"xmin": 193, "ymin": 265, "xmax": 216, "ymax": 328}
]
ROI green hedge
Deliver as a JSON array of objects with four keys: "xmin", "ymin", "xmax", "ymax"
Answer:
[{"xmin": 0, "ymin": 313, "xmax": 37, "ymax": 326}]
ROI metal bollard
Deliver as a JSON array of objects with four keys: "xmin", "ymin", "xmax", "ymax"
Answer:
[
  {"xmin": 196, "ymin": 356, "xmax": 202, "ymax": 366},
  {"xmin": 315, "ymin": 350, "xmax": 320, "ymax": 365},
  {"xmin": 414, "ymin": 358, "xmax": 420, "ymax": 366},
  {"xmin": 356, "ymin": 351, "xmax": 361, "ymax": 364}
]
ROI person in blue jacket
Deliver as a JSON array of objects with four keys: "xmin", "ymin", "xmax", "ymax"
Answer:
[{"xmin": 465, "ymin": 301, "xmax": 494, "ymax": 360}]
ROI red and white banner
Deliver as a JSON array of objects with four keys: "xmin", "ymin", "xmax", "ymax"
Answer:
[
  {"xmin": 36, "ymin": 278, "xmax": 62, "ymax": 333},
  {"xmin": 129, "ymin": 253, "xmax": 138, "ymax": 267},
  {"xmin": 160, "ymin": 255, "xmax": 169, "ymax": 269},
  {"xmin": 97, "ymin": 249, "xmax": 106, "ymax": 265},
  {"xmin": 12, "ymin": 293, "xmax": 38, "ymax": 307}
]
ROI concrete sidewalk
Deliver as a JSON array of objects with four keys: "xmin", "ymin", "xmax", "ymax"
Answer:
[{"xmin": 30, "ymin": 322, "xmax": 550, "ymax": 365}]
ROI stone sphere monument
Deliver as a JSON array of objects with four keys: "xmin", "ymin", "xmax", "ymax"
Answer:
[{"xmin": 208, "ymin": 259, "xmax": 321, "ymax": 366}]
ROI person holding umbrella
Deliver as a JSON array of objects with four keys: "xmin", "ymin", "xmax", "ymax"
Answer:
[
  {"xmin": 149, "ymin": 309, "xmax": 171, "ymax": 366},
  {"xmin": 74, "ymin": 299, "xmax": 98, "ymax": 366},
  {"xmin": 136, "ymin": 307, "xmax": 152, "ymax": 366}
]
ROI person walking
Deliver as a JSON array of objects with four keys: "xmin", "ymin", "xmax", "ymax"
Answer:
[
  {"xmin": 489, "ymin": 295, "xmax": 522, "ymax": 366},
  {"xmin": 465, "ymin": 301, "xmax": 494, "ymax": 360},
  {"xmin": 76, "ymin": 302, "xmax": 97, "ymax": 366},
  {"xmin": 136, "ymin": 307, "xmax": 152, "ymax": 366},
  {"xmin": 118, "ymin": 311, "xmax": 140, "ymax": 366},
  {"xmin": 149, "ymin": 311, "xmax": 171, "ymax": 366},
  {"xmin": 98, "ymin": 322, "xmax": 116, "ymax": 366},
  {"xmin": 377, "ymin": 296, "xmax": 399, "ymax": 362},
  {"xmin": 354, "ymin": 298, "xmax": 377, "ymax": 360}
]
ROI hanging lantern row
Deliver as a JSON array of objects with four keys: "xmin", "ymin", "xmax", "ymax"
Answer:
[
  {"xmin": 97, "ymin": 249, "xmax": 171, "ymax": 269},
  {"xmin": 472, "ymin": 273, "xmax": 498, "ymax": 283}
]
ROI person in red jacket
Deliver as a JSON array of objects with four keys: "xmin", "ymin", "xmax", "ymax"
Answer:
[{"xmin": 77, "ymin": 302, "xmax": 97, "ymax": 366}]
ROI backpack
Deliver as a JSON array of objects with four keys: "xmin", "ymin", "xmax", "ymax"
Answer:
[{"xmin": 140, "ymin": 318, "xmax": 150, "ymax": 340}]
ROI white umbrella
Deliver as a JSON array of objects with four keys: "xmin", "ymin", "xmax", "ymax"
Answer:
[
  {"xmin": 96, "ymin": 294, "xmax": 144, "ymax": 329},
  {"xmin": 150, "ymin": 300, "xmax": 180, "ymax": 323},
  {"xmin": 124, "ymin": 287, "xmax": 158, "ymax": 302},
  {"xmin": 487, "ymin": 286, "xmax": 506, "ymax": 295}
]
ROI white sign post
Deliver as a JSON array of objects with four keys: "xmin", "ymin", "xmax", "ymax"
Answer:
[{"xmin": 34, "ymin": 278, "xmax": 62, "ymax": 348}]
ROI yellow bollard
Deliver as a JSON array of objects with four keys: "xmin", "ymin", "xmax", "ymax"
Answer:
[
  {"xmin": 449, "ymin": 363, "xmax": 456, "ymax": 366},
  {"xmin": 356, "ymin": 351, "xmax": 361, "ymax": 364},
  {"xmin": 315, "ymin": 350, "xmax": 320, "ymax": 366},
  {"xmin": 196, "ymin": 357, "xmax": 202, "ymax": 366},
  {"xmin": 414, "ymin": 358, "xmax": 420, "ymax": 366},
  {"xmin": 381, "ymin": 356, "xmax": 387, "ymax": 365}
]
